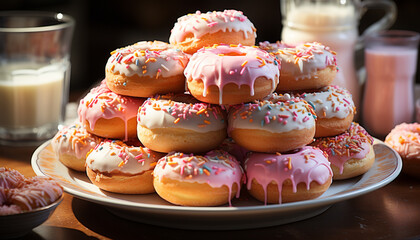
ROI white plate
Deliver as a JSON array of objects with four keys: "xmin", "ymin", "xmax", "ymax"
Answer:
[{"xmin": 31, "ymin": 139, "xmax": 401, "ymax": 230}]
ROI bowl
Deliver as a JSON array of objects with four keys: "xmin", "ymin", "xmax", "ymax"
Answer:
[{"xmin": 0, "ymin": 195, "xmax": 64, "ymax": 239}]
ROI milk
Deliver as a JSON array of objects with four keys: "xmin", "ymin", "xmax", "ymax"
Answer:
[
  {"xmin": 362, "ymin": 47, "xmax": 418, "ymax": 137},
  {"xmin": 281, "ymin": 3, "xmax": 360, "ymax": 111},
  {"xmin": 0, "ymin": 63, "xmax": 67, "ymax": 141}
]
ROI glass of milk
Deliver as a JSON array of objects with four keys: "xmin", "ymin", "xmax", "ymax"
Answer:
[
  {"xmin": 362, "ymin": 30, "xmax": 419, "ymax": 138},
  {"xmin": 0, "ymin": 12, "xmax": 75, "ymax": 145},
  {"xmin": 280, "ymin": 0, "xmax": 397, "ymax": 113}
]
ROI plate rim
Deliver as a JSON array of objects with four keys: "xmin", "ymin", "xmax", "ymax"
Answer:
[{"xmin": 31, "ymin": 138, "xmax": 402, "ymax": 213}]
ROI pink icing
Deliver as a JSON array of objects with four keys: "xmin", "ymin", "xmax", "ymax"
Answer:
[
  {"xmin": 0, "ymin": 167, "xmax": 24, "ymax": 189},
  {"xmin": 78, "ymin": 80, "xmax": 145, "ymax": 141},
  {"xmin": 311, "ymin": 122, "xmax": 374, "ymax": 174},
  {"xmin": 153, "ymin": 150, "xmax": 244, "ymax": 206},
  {"xmin": 245, "ymin": 146, "xmax": 332, "ymax": 204},
  {"xmin": 385, "ymin": 123, "xmax": 420, "ymax": 160},
  {"xmin": 184, "ymin": 44, "xmax": 280, "ymax": 104}
]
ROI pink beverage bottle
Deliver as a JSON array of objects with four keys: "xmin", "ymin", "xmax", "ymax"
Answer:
[{"xmin": 362, "ymin": 30, "xmax": 419, "ymax": 138}]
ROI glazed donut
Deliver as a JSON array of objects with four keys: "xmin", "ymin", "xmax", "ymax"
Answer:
[
  {"xmin": 0, "ymin": 168, "xmax": 63, "ymax": 215},
  {"xmin": 105, "ymin": 41, "xmax": 189, "ymax": 97},
  {"xmin": 86, "ymin": 140, "xmax": 165, "ymax": 194},
  {"xmin": 137, "ymin": 94, "xmax": 227, "ymax": 153},
  {"xmin": 385, "ymin": 123, "xmax": 420, "ymax": 177},
  {"xmin": 245, "ymin": 146, "xmax": 333, "ymax": 204},
  {"xmin": 169, "ymin": 10, "xmax": 257, "ymax": 54},
  {"xmin": 228, "ymin": 93, "xmax": 316, "ymax": 153},
  {"xmin": 311, "ymin": 122, "xmax": 375, "ymax": 180},
  {"xmin": 153, "ymin": 150, "xmax": 243, "ymax": 206},
  {"xmin": 51, "ymin": 122, "xmax": 102, "ymax": 172},
  {"xmin": 299, "ymin": 85, "xmax": 355, "ymax": 137},
  {"xmin": 78, "ymin": 81, "xmax": 145, "ymax": 141},
  {"xmin": 260, "ymin": 41, "xmax": 337, "ymax": 91},
  {"xmin": 185, "ymin": 44, "xmax": 280, "ymax": 105}
]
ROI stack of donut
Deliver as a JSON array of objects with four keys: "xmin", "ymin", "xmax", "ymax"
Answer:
[
  {"xmin": 51, "ymin": 9, "xmax": 376, "ymax": 207},
  {"xmin": 259, "ymin": 41, "xmax": 375, "ymax": 180}
]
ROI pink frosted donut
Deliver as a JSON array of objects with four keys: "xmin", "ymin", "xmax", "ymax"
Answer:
[
  {"xmin": 137, "ymin": 93, "xmax": 227, "ymax": 153},
  {"xmin": 228, "ymin": 93, "xmax": 316, "ymax": 153},
  {"xmin": 260, "ymin": 42, "xmax": 337, "ymax": 91},
  {"xmin": 51, "ymin": 122, "xmax": 102, "ymax": 171},
  {"xmin": 311, "ymin": 122, "xmax": 375, "ymax": 180},
  {"xmin": 85, "ymin": 140, "xmax": 165, "ymax": 194},
  {"xmin": 78, "ymin": 81, "xmax": 145, "ymax": 141},
  {"xmin": 169, "ymin": 10, "xmax": 257, "ymax": 54},
  {"xmin": 185, "ymin": 44, "xmax": 280, "ymax": 105},
  {"xmin": 299, "ymin": 85, "xmax": 356, "ymax": 137},
  {"xmin": 245, "ymin": 146, "xmax": 333, "ymax": 204},
  {"xmin": 153, "ymin": 150, "xmax": 243, "ymax": 206},
  {"xmin": 105, "ymin": 41, "xmax": 189, "ymax": 97},
  {"xmin": 385, "ymin": 123, "xmax": 420, "ymax": 177},
  {"xmin": 5, "ymin": 176, "xmax": 63, "ymax": 213},
  {"xmin": 0, "ymin": 167, "xmax": 25, "ymax": 189}
]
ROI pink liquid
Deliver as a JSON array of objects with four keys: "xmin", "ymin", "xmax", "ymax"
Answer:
[{"xmin": 362, "ymin": 46, "xmax": 418, "ymax": 137}]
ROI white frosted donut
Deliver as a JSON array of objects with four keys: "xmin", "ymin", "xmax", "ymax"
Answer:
[
  {"xmin": 137, "ymin": 94, "xmax": 227, "ymax": 153},
  {"xmin": 86, "ymin": 140, "xmax": 165, "ymax": 194},
  {"xmin": 228, "ymin": 93, "xmax": 316, "ymax": 153},
  {"xmin": 51, "ymin": 122, "xmax": 102, "ymax": 171},
  {"xmin": 105, "ymin": 41, "xmax": 189, "ymax": 97},
  {"xmin": 153, "ymin": 150, "xmax": 243, "ymax": 206},
  {"xmin": 299, "ymin": 85, "xmax": 355, "ymax": 137},
  {"xmin": 260, "ymin": 41, "xmax": 337, "ymax": 91},
  {"xmin": 169, "ymin": 10, "xmax": 256, "ymax": 54}
]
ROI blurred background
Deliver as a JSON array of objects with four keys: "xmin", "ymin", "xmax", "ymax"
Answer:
[{"xmin": 1, "ymin": 0, "xmax": 419, "ymax": 94}]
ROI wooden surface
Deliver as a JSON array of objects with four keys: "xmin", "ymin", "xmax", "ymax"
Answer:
[{"xmin": 1, "ymin": 144, "xmax": 420, "ymax": 240}]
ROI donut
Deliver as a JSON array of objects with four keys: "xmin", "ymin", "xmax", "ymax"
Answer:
[
  {"xmin": 245, "ymin": 146, "xmax": 333, "ymax": 204},
  {"xmin": 260, "ymin": 41, "xmax": 337, "ymax": 91},
  {"xmin": 169, "ymin": 10, "xmax": 257, "ymax": 54},
  {"xmin": 137, "ymin": 94, "xmax": 227, "ymax": 153},
  {"xmin": 185, "ymin": 44, "xmax": 280, "ymax": 105},
  {"xmin": 153, "ymin": 150, "xmax": 243, "ymax": 206},
  {"xmin": 0, "ymin": 168, "xmax": 63, "ymax": 215},
  {"xmin": 299, "ymin": 85, "xmax": 355, "ymax": 137},
  {"xmin": 105, "ymin": 41, "xmax": 189, "ymax": 97},
  {"xmin": 86, "ymin": 140, "xmax": 165, "ymax": 194},
  {"xmin": 311, "ymin": 122, "xmax": 375, "ymax": 180},
  {"xmin": 78, "ymin": 81, "xmax": 145, "ymax": 141},
  {"xmin": 228, "ymin": 93, "xmax": 316, "ymax": 153},
  {"xmin": 385, "ymin": 123, "xmax": 420, "ymax": 177},
  {"xmin": 0, "ymin": 167, "xmax": 24, "ymax": 189},
  {"xmin": 51, "ymin": 122, "xmax": 102, "ymax": 171}
]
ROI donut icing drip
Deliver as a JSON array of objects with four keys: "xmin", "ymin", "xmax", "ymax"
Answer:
[
  {"xmin": 169, "ymin": 10, "xmax": 256, "ymax": 43},
  {"xmin": 311, "ymin": 122, "xmax": 373, "ymax": 173},
  {"xmin": 138, "ymin": 94, "xmax": 226, "ymax": 133},
  {"xmin": 385, "ymin": 123, "xmax": 420, "ymax": 160},
  {"xmin": 228, "ymin": 93, "xmax": 316, "ymax": 133},
  {"xmin": 78, "ymin": 81, "xmax": 144, "ymax": 140},
  {"xmin": 245, "ymin": 146, "xmax": 332, "ymax": 204},
  {"xmin": 261, "ymin": 42, "xmax": 337, "ymax": 79},
  {"xmin": 86, "ymin": 141, "xmax": 158, "ymax": 175},
  {"xmin": 184, "ymin": 44, "xmax": 280, "ymax": 104},
  {"xmin": 153, "ymin": 150, "xmax": 243, "ymax": 205},
  {"xmin": 52, "ymin": 122, "xmax": 102, "ymax": 159},
  {"xmin": 106, "ymin": 41, "xmax": 189, "ymax": 79},
  {"xmin": 299, "ymin": 85, "xmax": 355, "ymax": 119}
]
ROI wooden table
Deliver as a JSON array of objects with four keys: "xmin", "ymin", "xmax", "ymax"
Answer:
[{"xmin": 1, "ymin": 143, "xmax": 420, "ymax": 240}]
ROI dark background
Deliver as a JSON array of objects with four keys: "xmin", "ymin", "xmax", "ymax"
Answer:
[{"xmin": 1, "ymin": 0, "xmax": 419, "ymax": 93}]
